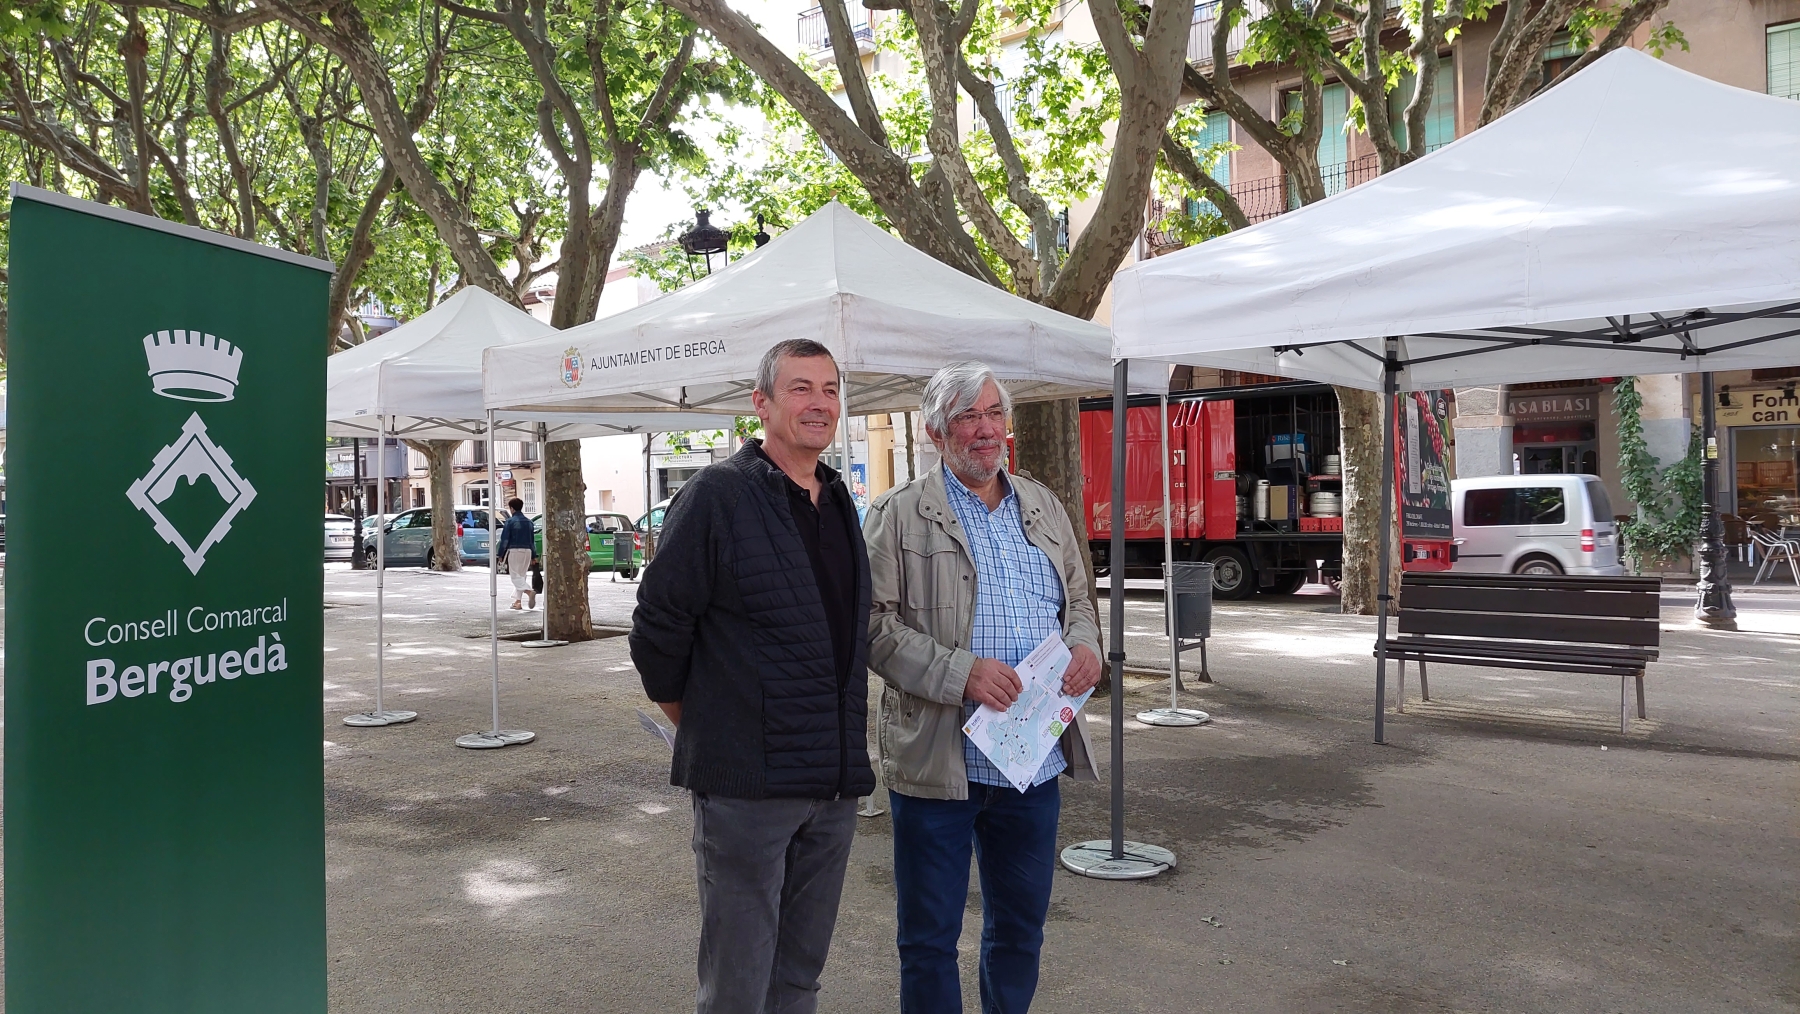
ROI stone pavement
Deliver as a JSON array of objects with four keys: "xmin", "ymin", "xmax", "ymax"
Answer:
[{"xmin": 309, "ymin": 565, "xmax": 1800, "ymax": 1013}]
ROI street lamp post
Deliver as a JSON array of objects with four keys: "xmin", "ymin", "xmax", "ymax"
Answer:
[{"xmin": 1695, "ymin": 371, "xmax": 1737, "ymax": 629}]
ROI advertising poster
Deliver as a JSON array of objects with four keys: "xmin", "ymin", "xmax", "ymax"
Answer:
[
  {"xmin": 1394, "ymin": 389, "xmax": 1453, "ymax": 540},
  {"xmin": 5, "ymin": 186, "xmax": 331, "ymax": 1012}
]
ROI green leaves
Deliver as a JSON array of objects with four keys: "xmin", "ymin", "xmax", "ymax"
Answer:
[{"xmin": 1612, "ymin": 377, "xmax": 1703, "ymax": 571}]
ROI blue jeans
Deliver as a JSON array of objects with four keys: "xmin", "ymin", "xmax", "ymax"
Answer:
[{"xmin": 889, "ymin": 779, "xmax": 1061, "ymax": 1014}]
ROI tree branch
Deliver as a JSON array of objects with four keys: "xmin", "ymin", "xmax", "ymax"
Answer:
[
  {"xmin": 817, "ymin": 0, "xmax": 886, "ymax": 144},
  {"xmin": 1160, "ymin": 129, "xmax": 1248, "ymax": 231}
]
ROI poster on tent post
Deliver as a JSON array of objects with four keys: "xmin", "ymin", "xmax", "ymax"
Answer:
[
  {"xmin": 4, "ymin": 185, "xmax": 332, "ymax": 1013},
  {"xmin": 1393, "ymin": 389, "xmax": 1454, "ymax": 540}
]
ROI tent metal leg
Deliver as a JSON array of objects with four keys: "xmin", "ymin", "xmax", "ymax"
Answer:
[
  {"xmin": 524, "ymin": 422, "xmax": 568, "ymax": 649},
  {"xmin": 345, "ymin": 414, "xmax": 417, "ymax": 728},
  {"xmin": 460, "ymin": 411, "xmax": 535, "ymax": 749},
  {"xmin": 1374, "ymin": 343, "xmax": 1398, "ymax": 745},
  {"xmin": 1140, "ymin": 389, "xmax": 1208, "ymax": 729},
  {"xmin": 1063, "ymin": 359, "xmax": 1175, "ymax": 881}
]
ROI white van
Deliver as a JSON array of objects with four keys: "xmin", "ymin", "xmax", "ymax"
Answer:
[{"xmin": 1450, "ymin": 474, "xmax": 1625, "ymax": 576}]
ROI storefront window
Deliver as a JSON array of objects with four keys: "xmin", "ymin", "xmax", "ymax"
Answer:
[{"xmin": 1733, "ymin": 426, "xmax": 1800, "ymax": 528}]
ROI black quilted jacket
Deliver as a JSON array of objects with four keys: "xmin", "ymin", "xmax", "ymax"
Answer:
[{"xmin": 629, "ymin": 442, "xmax": 877, "ymax": 800}]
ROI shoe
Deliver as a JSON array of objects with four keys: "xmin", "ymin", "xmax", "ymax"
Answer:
[
  {"xmin": 510, "ymin": 600, "xmax": 523, "ymax": 610},
  {"xmin": 526, "ymin": 590, "xmax": 538, "ymax": 609}
]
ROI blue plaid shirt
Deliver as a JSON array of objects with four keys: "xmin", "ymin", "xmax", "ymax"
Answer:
[{"xmin": 942, "ymin": 466, "xmax": 1068, "ymax": 789}]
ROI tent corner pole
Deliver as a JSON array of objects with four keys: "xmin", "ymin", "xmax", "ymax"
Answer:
[
  {"xmin": 1110, "ymin": 361, "xmax": 1129, "ymax": 859},
  {"xmin": 1374, "ymin": 342, "xmax": 1399, "ymax": 745}
]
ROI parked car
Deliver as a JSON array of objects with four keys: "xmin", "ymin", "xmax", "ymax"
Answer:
[
  {"xmin": 325, "ymin": 513, "xmax": 357, "ymax": 562},
  {"xmin": 1451, "ymin": 474, "xmax": 1624, "ymax": 576},
  {"xmin": 361, "ymin": 506, "xmax": 494, "ymax": 566},
  {"xmin": 528, "ymin": 511, "xmax": 645, "ymax": 578},
  {"xmin": 636, "ymin": 498, "xmax": 672, "ymax": 539}
]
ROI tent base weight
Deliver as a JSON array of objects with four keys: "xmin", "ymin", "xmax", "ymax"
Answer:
[
  {"xmin": 521, "ymin": 639, "xmax": 568, "ymax": 649},
  {"xmin": 1136, "ymin": 707, "xmax": 1210, "ymax": 727},
  {"xmin": 1060, "ymin": 841, "xmax": 1176, "ymax": 880},
  {"xmin": 455, "ymin": 730, "xmax": 536, "ymax": 749},
  {"xmin": 343, "ymin": 710, "xmax": 418, "ymax": 727}
]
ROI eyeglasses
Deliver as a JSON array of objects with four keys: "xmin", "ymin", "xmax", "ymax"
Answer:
[{"xmin": 949, "ymin": 407, "xmax": 1007, "ymax": 430}]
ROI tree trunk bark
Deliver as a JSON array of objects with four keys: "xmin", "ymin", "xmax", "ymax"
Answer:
[
  {"xmin": 543, "ymin": 439, "xmax": 593, "ymax": 642},
  {"xmin": 413, "ymin": 440, "xmax": 462, "ymax": 572},
  {"xmin": 1336, "ymin": 387, "xmax": 1398, "ymax": 615},
  {"xmin": 1012, "ymin": 397, "xmax": 1107, "ymax": 684}
]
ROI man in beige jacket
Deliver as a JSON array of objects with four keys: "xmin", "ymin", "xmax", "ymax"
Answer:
[{"xmin": 863, "ymin": 361, "xmax": 1102, "ymax": 1014}]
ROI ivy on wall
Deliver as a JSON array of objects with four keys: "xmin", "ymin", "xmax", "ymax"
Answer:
[{"xmin": 1612, "ymin": 377, "xmax": 1703, "ymax": 571}]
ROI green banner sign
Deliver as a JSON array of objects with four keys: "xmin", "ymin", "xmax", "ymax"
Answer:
[{"xmin": 5, "ymin": 186, "xmax": 332, "ymax": 1012}]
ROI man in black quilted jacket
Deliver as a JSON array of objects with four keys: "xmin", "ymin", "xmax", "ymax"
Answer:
[{"xmin": 630, "ymin": 338, "xmax": 876, "ymax": 1014}]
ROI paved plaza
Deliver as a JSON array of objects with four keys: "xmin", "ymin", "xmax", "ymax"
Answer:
[
  {"xmin": 6, "ymin": 567, "xmax": 1789, "ymax": 1009},
  {"xmin": 291, "ymin": 566, "xmax": 1800, "ymax": 1012}
]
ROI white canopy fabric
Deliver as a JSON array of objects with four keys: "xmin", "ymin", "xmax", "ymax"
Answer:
[
  {"xmin": 328, "ymin": 287, "xmax": 733, "ymax": 440},
  {"xmin": 483, "ymin": 202, "xmax": 1136, "ymax": 416},
  {"xmin": 1109, "ymin": 50, "xmax": 1800, "ymax": 392}
]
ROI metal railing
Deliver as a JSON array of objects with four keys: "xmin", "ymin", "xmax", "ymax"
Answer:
[
  {"xmin": 797, "ymin": 6, "xmax": 873, "ymax": 51},
  {"xmin": 1188, "ymin": 0, "xmax": 1402, "ymax": 67},
  {"xmin": 1187, "ymin": 0, "xmax": 1257, "ymax": 67}
]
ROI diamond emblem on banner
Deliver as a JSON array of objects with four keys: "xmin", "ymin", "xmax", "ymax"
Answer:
[{"xmin": 127, "ymin": 412, "xmax": 258, "ymax": 574}]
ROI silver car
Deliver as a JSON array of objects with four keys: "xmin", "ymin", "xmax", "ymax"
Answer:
[
  {"xmin": 325, "ymin": 513, "xmax": 357, "ymax": 562},
  {"xmin": 1451, "ymin": 474, "xmax": 1625, "ymax": 576}
]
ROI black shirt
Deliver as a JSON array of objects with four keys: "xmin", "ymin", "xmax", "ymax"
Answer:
[{"xmin": 751, "ymin": 442, "xmax": 858, "ymax": 680}]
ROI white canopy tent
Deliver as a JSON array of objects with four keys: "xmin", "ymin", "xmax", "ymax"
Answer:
[
  {"xmin": 1111, "ymin": 50, "xmax": 1800, "ymax": 392},
  {"xmin": 1108, "ymin": 50, "xmax": 1800, "ymax": 752},
  {"xmin": 326, "ymin": 286, "xmax": 733, "ymax": 746},
  {"xmin": 483, "ymin": 199, "xmax": 1141, "ymax": 850},
  {"xmin": 482, "ymin": 201, "xmax": 1141, "ymax": 418}
]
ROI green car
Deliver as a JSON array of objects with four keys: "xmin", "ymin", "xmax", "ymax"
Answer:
[{"xmin": 529, "ymin": 512, "xmax": 645, "ymax": 579}]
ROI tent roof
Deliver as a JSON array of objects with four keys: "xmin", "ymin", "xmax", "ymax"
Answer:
[
  {"xmin": 328, "ymin": 287, "xmax": 733, "ymax": 440},
  {"xmin": 483, "ymin": 202, "xmax": 1137, "ymax": 416},
  {"xmin": 1109, "ymin": 50, "xmax": 1800, "ymax": 392}
]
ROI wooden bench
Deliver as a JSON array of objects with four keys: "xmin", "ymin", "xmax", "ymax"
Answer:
[{"xmin": 1379, "ymin": 572, "xmax": 1663, "ymax": 733}]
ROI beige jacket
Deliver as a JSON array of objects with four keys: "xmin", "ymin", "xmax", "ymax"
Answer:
[{"xmin": 863, "ymin": 465, "xmax": 1102, "ymax": 800}]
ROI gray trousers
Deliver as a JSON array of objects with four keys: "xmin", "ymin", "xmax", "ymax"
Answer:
[{"xmin": 692, "ymin": 793, "xmax": 858, "ymax": 1014}]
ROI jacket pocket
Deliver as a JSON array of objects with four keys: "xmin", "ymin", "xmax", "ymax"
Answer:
[{"xmin": 900, "ymin": 531, "xmax": 962, "ymax": 614}]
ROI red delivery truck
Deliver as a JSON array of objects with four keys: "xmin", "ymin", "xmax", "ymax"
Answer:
[{"xmin": 1079, "ymin": 381, "xmax": 1452, "ymax": 599}]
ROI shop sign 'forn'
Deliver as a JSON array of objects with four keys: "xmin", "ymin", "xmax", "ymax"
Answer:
[{"xmin": 4, "ymin": 185, "xmax": 332, "ymax": 1013}]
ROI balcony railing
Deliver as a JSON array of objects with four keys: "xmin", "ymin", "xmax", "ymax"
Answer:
[
  {"xmin": 1187, "ymin": 0, "xmax": 1257, "ymax": 68},
  {"xmin": 1188, "ymin": 0, "xmax": 1402, "ymax": 67},
  {"xmin": 798, "ymin": 6, "xmax": 873, "ymax": 52}
]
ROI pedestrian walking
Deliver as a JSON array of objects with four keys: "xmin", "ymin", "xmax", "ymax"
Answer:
[
  {"xmin": 495, "ymin": 498, "xmax": 536, "ymax": 610},
  {"xmin": 863, "ymin": 361, "xmax": 1104, "ymax": 1014},
  {"xmin": 629, "ymin": 338, "xmax": 876, "ymax": 1014}
]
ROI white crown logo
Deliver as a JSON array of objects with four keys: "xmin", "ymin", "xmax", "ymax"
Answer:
[{"xmin": 143, "ymin": 330, "xmax": 242, "ymax": 402}]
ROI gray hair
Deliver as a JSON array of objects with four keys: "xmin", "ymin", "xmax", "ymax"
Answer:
[
  {"xmin": 754, "ymin": 338, "xmax": 837, "ymax": 397},
  {"xmin": 921, "ymin": 361, "xmax": 1011, "ymax": 435}
]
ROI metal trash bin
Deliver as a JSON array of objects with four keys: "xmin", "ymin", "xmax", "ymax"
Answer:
[
  {"xmin": 1164, "ymin": 561, "xmax": 1214, "ymax": 640},
  {"xmin": 611, "ymin": 531, "xmax": 637, "ymax": 581}
]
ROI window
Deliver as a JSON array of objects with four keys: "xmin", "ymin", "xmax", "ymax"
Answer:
[
  {"xmin": 458, "ymin": 509, "xmax": 491, "ymax": 530},
  {"xmin": 519, "ymin": 441, "xmax": 539, "ymax": 462},
  {"xmin": 1542, "ymin": 34, "xmax": 1585, "ymax": 90},
  {"xmin": 400, "ymin": 509, "xmax": 432, "ymax": 529},
  {"xmin": 1773, "ymin": 23, "xmax": 1800, "ymax": 101},
  {"xmin": 1186, "ymin": 111, "xmax": 1233, "ymax": 220},
  {"xmin": 521, "ymin": 479, "xmax": 539, "ymax": 513},
  {"xmin": 464, "ymin": 481, "xmax": 490, "ymax": 507},
  {"xmin": 1463, "ymin": 487, "xmax": 1566, "ymax": 526},
  {"xmin": 1584, "ymin": 480, "xmax": 1614, "ymax": 523},
  {"xmin": 1389, "ymin": 59, "xmax": 1456, "ymax": 152}
]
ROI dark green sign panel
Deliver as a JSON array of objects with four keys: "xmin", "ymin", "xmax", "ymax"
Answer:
[{"xmin": 5, "ymin": 187, "xmax": 331, "ymax": 1012}]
